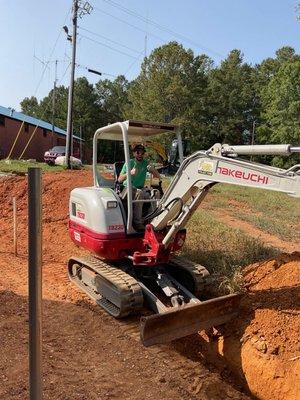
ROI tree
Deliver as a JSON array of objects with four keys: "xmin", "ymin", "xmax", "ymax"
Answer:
[
  {"xmin": 206, "ymin": 50, "xmax": 258, "ymax": 145},
  {"xmin": 256, "ymin": 60, "xmax": 300, "ymax": 167},
  {"xmin": 95, "ymin": 75, "xmax": 130, "ymax": 126},
  {"xmin": 20, "ymin": 96, "xmax": 40, "ymax": 118},
  {"xmin": 93, "ymin": 76, "xmax": 130, "ymax": 161},
  {"xmin": 256, "ymin": 46, "xmax": 298, "ymax": 93},
  {"xmin": 73, "ymin": 77, "xmax": 100, "ymax": 142},
  {"xmin": 126, "ymin": 42, "xmax": 212, "ymax": 147},
  {"xmin": 38, "ymin": 85, "xmax": 68, "ymax": 130},
  {"xmin": 24, "ymin": 78, "xmax": 100, "ymax": 144},
  {"xmin": 255, "ymin": 47, "xmax": 300, "ymax": 166}
]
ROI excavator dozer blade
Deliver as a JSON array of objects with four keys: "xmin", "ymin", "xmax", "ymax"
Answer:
[{"xmin": 140, "ymin": 293, "xmax": 242, "ymax": 347}]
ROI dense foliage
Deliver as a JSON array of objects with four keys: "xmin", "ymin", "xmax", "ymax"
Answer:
[{"xmin": 20, "ymin": 43, "xmax": 300, "ymax": 165}]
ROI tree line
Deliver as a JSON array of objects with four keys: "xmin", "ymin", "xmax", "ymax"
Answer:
[{"xmin": 21, "ymin": 42, "xmax": 300, "ymax": 166}]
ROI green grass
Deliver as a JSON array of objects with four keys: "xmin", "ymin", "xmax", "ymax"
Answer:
[
  {"xmin": 204, "ymin": 184, "xmax": 300, "ymax": 241},
  {"xmin": 181, "ymin": 210, "xmax": 278, "ymax": 294},
  {"xmin": 0, "ymin": 160, "xmax": 86, "ymax": 174}
]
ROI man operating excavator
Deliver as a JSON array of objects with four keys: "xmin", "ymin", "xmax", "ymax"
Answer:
[{"xmin": 118, "ymin": 143, "xmax": 161, "ymax": 231}]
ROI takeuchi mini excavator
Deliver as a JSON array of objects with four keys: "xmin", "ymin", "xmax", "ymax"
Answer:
[{"xmin": 68, "ymin": 120, "xmax": 300, "ymax": 346}]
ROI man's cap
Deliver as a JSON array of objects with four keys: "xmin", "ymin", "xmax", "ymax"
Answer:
[{"xmin": 132, "ymin": 143, "xmax": 145, "ymax": 152}]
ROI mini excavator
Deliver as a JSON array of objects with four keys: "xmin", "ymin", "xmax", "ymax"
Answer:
[{"xmin": 68, "ymin": 120, "xmax": 300, "ymax": 346}]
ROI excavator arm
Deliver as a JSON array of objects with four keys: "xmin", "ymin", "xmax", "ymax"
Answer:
[
  {"xmin": 137, "ymin": 143, "xmax": 299, "ymax": 346},
  {"xmin": 150, "ymin": 143, "xmax": 300, "ymax": 248}
]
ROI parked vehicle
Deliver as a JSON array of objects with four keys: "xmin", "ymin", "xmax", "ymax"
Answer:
[{"xmin": 44, "ymin": 146, "xmax": 80, "ymax": 165}]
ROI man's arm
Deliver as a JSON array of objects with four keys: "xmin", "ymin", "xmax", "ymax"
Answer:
[
  {"xmin": 118, "ymin": 173, "xmax": 127, "ymax": 183},
  {"xmin": 148, "ymin": 165, "xmax": 161, "ymax": 181},
  {"xmin": 118, "ymin": 161, "xmax": 136, "ymax": 182}
]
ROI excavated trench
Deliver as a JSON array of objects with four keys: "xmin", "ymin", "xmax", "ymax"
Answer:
[{"xmin": 0, "ymin": 171, "xmax": 299, "ymax": 400}]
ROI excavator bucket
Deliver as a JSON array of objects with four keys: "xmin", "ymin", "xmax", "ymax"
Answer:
[{"xmin": 140, "ymin": 293, "xmax": 242, "ymax": 347}]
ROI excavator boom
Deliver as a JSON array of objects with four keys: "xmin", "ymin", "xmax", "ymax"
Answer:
[{"xmin": 150, "ymin": 143, "xmax": 300, "ymax": 247}]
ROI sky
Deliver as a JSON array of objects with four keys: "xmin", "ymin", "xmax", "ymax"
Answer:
[{"xmin": 1, "ymin": 0, "xmax": 300, "ymax": 110}]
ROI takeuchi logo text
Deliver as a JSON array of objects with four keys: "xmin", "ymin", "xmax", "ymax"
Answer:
[{"xmin": 217, "ymin": 167, "xmax": 269, "ymax": 184}]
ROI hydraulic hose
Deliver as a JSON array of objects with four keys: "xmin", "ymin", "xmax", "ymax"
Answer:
[{"xmin": 144, "ymin": 197, "xmax": 183, "ymax": 222}]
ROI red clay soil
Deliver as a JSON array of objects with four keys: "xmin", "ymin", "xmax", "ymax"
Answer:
[
  {"xmin": 173, "ymin": 253, "xmax": 300, "ymax": 400},
  {"xmin": 0, "ymin": 170, "xmax": 299, "ymax": 400}
]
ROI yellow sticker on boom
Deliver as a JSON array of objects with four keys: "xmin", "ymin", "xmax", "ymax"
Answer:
[{"xmin": 198, "ymin": 161, "xmax": 214, "ymax": 176}]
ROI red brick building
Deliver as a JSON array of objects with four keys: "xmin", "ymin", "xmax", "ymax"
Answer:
[{"xmin": 0, "ymin": 105, "xmax": 91, "ymax": 162}]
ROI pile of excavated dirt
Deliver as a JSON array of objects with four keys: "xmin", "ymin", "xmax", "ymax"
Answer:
[
  {"xmin": 0, "ymin": 170, "xmax": 299, "ymax": 400},
  {"xmin": 172, "ymin": 253, "xmax": 300, "ymax": 400}
]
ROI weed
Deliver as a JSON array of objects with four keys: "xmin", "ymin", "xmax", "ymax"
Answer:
[{"xmin": 181, "ymin": 210, "xmax": 278, "ymax": 294}]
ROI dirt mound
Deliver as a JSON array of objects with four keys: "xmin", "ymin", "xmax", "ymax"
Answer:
[
  {"xmin": 0, "ymin": 171, "xmax": 299, "ymax": 399},
  {"xmin": 237, "ymin": 253, "xmax": 300, "ymax": 399},
  {"xmin": 173, "ymin": 253, "xmax": 300, "ymax": 399}
]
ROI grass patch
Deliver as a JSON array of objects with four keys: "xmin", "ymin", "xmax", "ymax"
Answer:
[
  {"xmin": 181, "ymin": 209, "xmax": 278, "ymax": 293},
  {"xmin": 0, "ymin": 160, "xmax": 88, "ymax": 174},
  {"xmin": 238, "ymin": 213, "xmax": 298, "ymax": 241},
  {"xmin": 0, "ymin": 160, "xmax": 65, "ymax": 174},
  {"xmin": 205, "ymin": 184, "xmax": 300, "ymax": 242}
]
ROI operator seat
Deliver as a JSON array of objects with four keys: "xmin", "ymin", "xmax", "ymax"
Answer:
[{"xmin": 113, "ymin": 161, "xmax": 162, "ymax": 229}]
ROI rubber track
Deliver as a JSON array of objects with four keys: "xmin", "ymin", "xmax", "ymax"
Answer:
[
  {"xmin": 167, "ymin": 255, "xmax": 211, "ymax": 297},
  {"xmin": 68, "ymin": 256, "xmax": 143, "ymax": 318}
]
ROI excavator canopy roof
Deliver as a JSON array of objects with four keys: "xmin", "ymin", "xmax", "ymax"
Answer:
[{"xmin": 95, "ymin": 120, "xmax": 178, "ymax": 142}]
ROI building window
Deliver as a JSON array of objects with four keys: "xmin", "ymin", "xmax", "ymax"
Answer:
[
  {"xmin": 24, "ymin": 122, "xmax": 29, "ymax": 133},
  {"xmin": 43, "ymin": 128, "xmax": 47, "ymax": 137},
  {"xmin": 0, "ymin": 115, "xmax": 5, "ymax": 126}
]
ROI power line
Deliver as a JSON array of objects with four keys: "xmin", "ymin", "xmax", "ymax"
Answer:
[
  {"xmin": 33, "ymin": 7, "xmax": 71, "ymax": 97},
  {"xmin": 93, "ymin": 7, "xmax": 165, "ymax": 43},
  {"xmin": 100, "ymin": 0, "xmax": 224, "ymax": 58},
  {"xmin": 16, "ymin": 62, "xmax": 71, "ymax": 160},
  {"xmin": 79, "ymin": 33, "xmax": 140, "ymax": 59},
  {"xmin": 78, "ymin": 26, "xmax": 141, "ymax": 54},
  {"xmin": 123, "ymin": 51, "xmax": 144, "ymax": 76},
  {"xmin": 59, "ymin": 62, "xmax": 72, "ymax": 84},
  {"xmin": 76, "ymin": 62, "xmax": 118, "ymax": 78}
]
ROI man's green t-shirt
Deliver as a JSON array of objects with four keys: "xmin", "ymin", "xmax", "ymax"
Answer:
[{"xmin": 120, "ymin": 158, "xmax": 148, "ymax": 188}]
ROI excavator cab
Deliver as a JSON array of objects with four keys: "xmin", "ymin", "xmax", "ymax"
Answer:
[{"xmin": 92, "ymin": 120, "xmax": 183, "ymax": 234}]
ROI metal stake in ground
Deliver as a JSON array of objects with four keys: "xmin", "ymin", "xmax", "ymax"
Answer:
[
  {"xmin": 13, "ymin": 197, "xmax": 17, "ymax": 256},
  {"xmin": 28, "ymin": 168, "xmax": 42, "ymax": 400}
]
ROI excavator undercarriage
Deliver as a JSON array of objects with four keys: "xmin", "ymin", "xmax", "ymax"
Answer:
[{"xmin": 68, "ymin": 255, "xmax": 242, "ymax": 346}]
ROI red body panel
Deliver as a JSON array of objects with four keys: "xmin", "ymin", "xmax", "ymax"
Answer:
[
  {"xmin": 69, "ymin": 220, "xmax": 186, "ymax": 265},
  {"xmin": 69, "ymin": 220, "xmax": 145, "ymax": 260}
]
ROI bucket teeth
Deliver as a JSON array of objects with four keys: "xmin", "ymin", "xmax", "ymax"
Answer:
[{"xmin": 140, "ymin": 293, "xmax": 242, "ymax": 347}]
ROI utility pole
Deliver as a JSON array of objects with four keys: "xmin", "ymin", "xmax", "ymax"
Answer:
[
  {"xmin": 251, "ymin": 120, "xmax": 256, "ymax": 146},
  {"xmin": 65, "ymin": 0, "xmax": 78, "ymax": 169},
  {"xmin": 296, "ymin": 4, "xmax": 300, "ymax": 21},
  {"xmin": 65, "ymin": 0, "xmax": 93, "ymax": 169},
  {"xmin": 51, "ymin": 60, "xmax": 58, "ymax": 148},
  {"xmin": 144, "ymin": 10, "xmax": 148, "ymax": 58},
  {"xmin": 79, "ymin": 125, "xmax": 82, "ymax": 160},
  {"xmin": 250, "ymin": 120, "xmax": 256, "ymax": 161}
]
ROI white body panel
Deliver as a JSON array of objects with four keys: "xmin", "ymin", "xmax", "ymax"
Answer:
[{"xmin": 69, "ymin": 187, "xmax": 125, "ymax": 234}]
